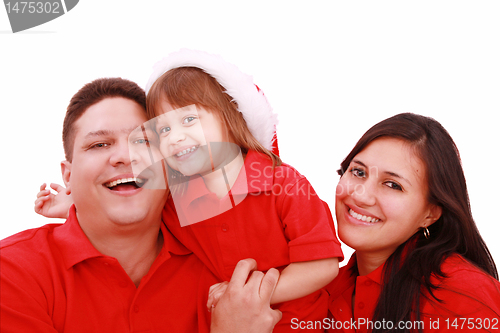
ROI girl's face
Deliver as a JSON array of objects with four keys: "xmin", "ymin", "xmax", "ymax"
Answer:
[
  {"xmin": 335, "ymin": 137, "xmax": 441, "ymax": 261},
  {"xmin": 154, "ymin": 99, "xmax": 230, "ymax": 177}
]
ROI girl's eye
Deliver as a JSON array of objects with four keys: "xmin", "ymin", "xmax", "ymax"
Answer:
[
  {"xmin": 350, "ymin": 167, "xmax": 366, "ymax": 178},
  {"xmin": 385, "ymin": 181, "xmax": 403, "ymax": 191},
  {"xmin": 183, "ymin": 116, "xmax": 196, "ymax": 124},
  {"xmin": 159, "ymin": 126, "xmax": 171, "ymax": 134}
]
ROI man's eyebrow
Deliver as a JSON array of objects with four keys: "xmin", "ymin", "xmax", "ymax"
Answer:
[{"xmin": 84, "ymin": 127, "xmax": 139, "ymax": 138}]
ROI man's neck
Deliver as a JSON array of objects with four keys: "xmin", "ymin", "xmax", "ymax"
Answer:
[{"xmin": 78, "ymin": 216, "xmax": 164, "ymax": 287}]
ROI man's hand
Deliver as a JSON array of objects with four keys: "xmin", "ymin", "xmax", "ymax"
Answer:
[
  {"xmin": 210, "ymin": 259, "xmax": 282, "ymax": 333},
  {"xmin": 34, "ymin": 183, "xmax": 72, "ymax": 219}
]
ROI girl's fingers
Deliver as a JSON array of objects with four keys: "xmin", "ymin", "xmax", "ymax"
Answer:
[
  {"xmin": 35, "ymin": 194, "xmax": 50, "ymax": 205},
  {"xmin": 207, "ymin": 282, "xmax": 228, "ymax": 311},
  {"xmin": 36, "ymin": 190, "xmax": 51, "ymax": 198},
  {"xmin": 50, "ymin": 183, "xmax": 66, "ymax": 193},
  {"xmin": 39, "ymin": 183, "xmax": 47, "ymax": 191}
]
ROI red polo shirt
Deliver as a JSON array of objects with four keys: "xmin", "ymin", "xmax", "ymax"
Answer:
[
  {"xmin": 327, "ymin": 254, "xmax": 500, "ymax": 333},
  {"xmin": 165, "ymin": 150, "xmax": 343, "ymax": 279},
  {"xmin": 164, "ymin": 150, "xmax": 343, "ymax": 332},
  {"xmin": 0, "ymin": 206, "xmax": 216, "ymax": 333}
]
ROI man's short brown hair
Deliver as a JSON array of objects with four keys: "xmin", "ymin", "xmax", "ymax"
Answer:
[{"xmin": 62, "ymin": 78, "xmax": 146, "ymax": 161}]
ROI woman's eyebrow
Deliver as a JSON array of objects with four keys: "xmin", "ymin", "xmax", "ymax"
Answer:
[
  {"xmin": 384, "ymin": 171, "xmax": 412, "ymax": 186},
  {"xmin": 352, "ymin": 159, "xmax": 367, "ymax": 168},
  {"xmin": 353, "ymin": 159, "xmax": 412, "ymax": 186}
]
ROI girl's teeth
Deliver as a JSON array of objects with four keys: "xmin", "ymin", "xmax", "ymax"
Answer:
[
  {"xmin": 349, "ymin": 209, "xmax": 380, "ymax": 223},
  {"xmin": 176, "ymin": 146, "xmax": 197, "ymax": 157}
]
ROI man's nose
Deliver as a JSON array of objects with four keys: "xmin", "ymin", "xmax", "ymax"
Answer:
[{"xmin": 109, "ymin": 141, "xmax": 132, "ymax": 166}]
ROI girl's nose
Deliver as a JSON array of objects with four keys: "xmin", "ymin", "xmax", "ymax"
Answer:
[{"xmin": 169, "ymin": 126, "xmax": 186, "ymax": 144}]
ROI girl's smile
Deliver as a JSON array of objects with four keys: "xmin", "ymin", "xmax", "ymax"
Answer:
[{"xmin": 155, "ymin": 102, "xmax": 227, "ymax": 177}]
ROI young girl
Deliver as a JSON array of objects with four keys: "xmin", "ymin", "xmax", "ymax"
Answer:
[{"xmin": 36, "ymin": 49, "xmax": 343, "ymax": 331}]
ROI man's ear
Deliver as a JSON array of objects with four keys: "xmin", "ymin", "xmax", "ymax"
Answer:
[
  {"xmin": 424, "ymin": 204, "xmax": 442, "ymax": 227},
  {"xmin": 61, "ymin": 160, "xmax": 72, "ymax": 192}
]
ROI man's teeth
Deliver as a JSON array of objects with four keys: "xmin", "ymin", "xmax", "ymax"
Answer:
[
  {"xmin": 349, "ymin": 209, "xmax": 380, "ymax": 223},
  {"xmin": 176, "ymin": 146, "xmax": 197, "ymax": 157},
  {"xmin": 105, "ymin": 177, "xmax": 144, "ymax": 188}
]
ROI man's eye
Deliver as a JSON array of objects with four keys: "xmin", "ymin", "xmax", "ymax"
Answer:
[
  {"xmin": 350, "ymin": 167, "xmax": 366, "ymax": 178},
  {"xmin": 90, "ymin": 143, "xmax": 109, "ymax": 149}
]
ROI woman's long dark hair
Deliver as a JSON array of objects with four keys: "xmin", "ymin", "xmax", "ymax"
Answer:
[{"xmin": 338, "ymin": 113, "xmax": 498, "ymax": 332}]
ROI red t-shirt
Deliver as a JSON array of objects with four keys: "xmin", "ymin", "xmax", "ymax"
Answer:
[
  {"xmin": 0, "ymin": 206, "xmax": 217, "ymax": 333},
  {"xmin": 164, "ymin": 150, "xmax": 344, "ymax": 332},
  {"xmin": 326, "ymin": 254, "xmax": 500, "ymax": 333}
]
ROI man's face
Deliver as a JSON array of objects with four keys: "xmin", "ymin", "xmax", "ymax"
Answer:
[{"xmin": 62, "ymin": 97, "xmax": 167, "ymax": 231}]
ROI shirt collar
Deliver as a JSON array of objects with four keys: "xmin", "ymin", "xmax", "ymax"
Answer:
[
  {"xmin": 53, "ymin": 205, "xmax": 103, "ymax": 269},
  {"xmin": 54, "ymin": 205, "xmax": 191, "ymax": 269},
  {"xmin": 174, "ymin": 150, "xmax": 274, "ymax": 207}
]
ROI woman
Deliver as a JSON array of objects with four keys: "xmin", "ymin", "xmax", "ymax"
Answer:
[{"xmin": 327, "ymin": 113, "xmax": 500, "ymax": 333}]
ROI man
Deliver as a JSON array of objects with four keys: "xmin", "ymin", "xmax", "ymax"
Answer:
[{"xmin": 0, "ymin": 78, "xmax": 281, "ymax": 332}]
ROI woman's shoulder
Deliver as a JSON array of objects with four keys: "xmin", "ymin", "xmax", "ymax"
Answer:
[
  {"xmin": 424, "ymin": 254, "xmax": 500, "ymax": 318},
  {"xmin": 437, "ymin": 254, "xmax": 498, "ymax": 286}
]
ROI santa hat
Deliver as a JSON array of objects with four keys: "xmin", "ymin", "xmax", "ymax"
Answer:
[{"xmin": 145, "ymin": 49, "xmax": 279, "ymax": 154}]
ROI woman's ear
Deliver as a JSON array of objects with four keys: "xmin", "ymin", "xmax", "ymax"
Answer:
[
  {"xmin": 61, "ymin": 160, "xmax": 72, "ymax": 193},
  {"xmin": 425, "ymin": 204, "xmax": 442, "ymax": 227}
]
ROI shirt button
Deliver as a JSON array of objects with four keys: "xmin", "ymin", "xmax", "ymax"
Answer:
[
  {"xmin": 133, "ymin": 305, "xmax": 139, "ymax": 313},
  {"xmin": 364, "ymin": 280, "xmax": 372, "ymax": 286},
  {"xmin": 221, "ymin": 223, "xmax": 229, "ymax": 232},
  {"xmin": 358, "ymin": 302, "xmax": 365, "ymax": 309}
]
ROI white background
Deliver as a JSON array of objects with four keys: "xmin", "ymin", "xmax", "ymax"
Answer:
[{"xmin": 1, "ymin": 1, "xmax": 499, "ymax": 265}]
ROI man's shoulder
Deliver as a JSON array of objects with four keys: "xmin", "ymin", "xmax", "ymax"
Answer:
[
  {"xmin": 1, "ymin": 223, "xmax": 61, "ymax": 249},
  {"xmin": 0, "ymin": 223, "xmax": 64, "ymax": 271}
]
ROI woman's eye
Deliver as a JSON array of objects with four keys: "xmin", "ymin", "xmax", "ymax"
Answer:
[
  {"xmin": 183, "ymin": 116, "xmax": 196, "ymax": 124},
  {"xmin": 385, "ymin": 181, "xmax": 403, "ymax": 191},
  {"xmin": 133, "ymin": 139, "xmax": 149, "ymax": 144},
  {"xmin": 350, "ymin": 167, "xmax": 366, "ymax": 178}
]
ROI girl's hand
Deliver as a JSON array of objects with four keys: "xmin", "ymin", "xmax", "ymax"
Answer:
[
  {"xmin": 34, "ymin": 183, "xmax": 73, "ymax": 219},
  {"xmin": 207, "ymin": 281, "xmax": 229, "ymax": 312}
]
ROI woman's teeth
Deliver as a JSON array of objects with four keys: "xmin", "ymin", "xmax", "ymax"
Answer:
[
  {"xmin": 176, "ymin": 146, "xmax": 197, "ymax": 157},
  {"xmin": 105, "ymin": 177, "xmax": 143, "ymax": 188},
  {"xmin": 349, "ymin": 209, "xmax": 380, "ymax": 223}
]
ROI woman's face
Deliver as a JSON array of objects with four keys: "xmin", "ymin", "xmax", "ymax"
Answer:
[{"xmin": 335, "ymin": 137, "xmax": 441, "ymax": 261}]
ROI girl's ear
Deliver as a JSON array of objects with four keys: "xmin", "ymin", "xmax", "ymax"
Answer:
[
  {"xmin": 425, "ymin": 204, "xmax": 443, "ymax": 227},
  {"xmin": 61, "ymin": 160, "xmax": 72, "ymax": 193}
]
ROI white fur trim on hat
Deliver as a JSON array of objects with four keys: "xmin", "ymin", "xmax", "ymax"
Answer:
[{"xmin": 145, "ymin": 49, "xmax": 278, "ymax": 151}]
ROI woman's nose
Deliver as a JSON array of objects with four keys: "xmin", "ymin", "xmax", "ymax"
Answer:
[{"xmin": 350, "ymin": 180, "xmax": 377, "ymax": 207}]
